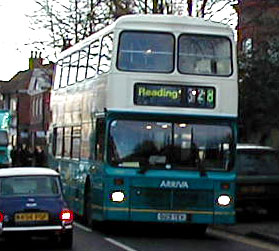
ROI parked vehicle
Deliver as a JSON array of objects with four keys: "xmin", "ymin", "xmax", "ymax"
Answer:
[
  {"xmin": 235, "ymin": 144, "xmax": 279, "ymax": 215},
  {"xmin": 0, "ymin": 167, "xmax": 73, "ymax": 248}
]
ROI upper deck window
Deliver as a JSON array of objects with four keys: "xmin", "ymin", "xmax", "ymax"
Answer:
[
  {"xmin": 99, "ymin": 33, "xmax": 114, "ymax": 74},
  {"xmin": 117, "ymin": 31, "xmax": 174, "ymax": 73},
  {"xmin": 178, "ymin": 35, "xmax": 232, "ymax": 76}
]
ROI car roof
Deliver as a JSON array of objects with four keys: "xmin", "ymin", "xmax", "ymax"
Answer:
[
  {"xmin": 236, "ymin": 143, "xmax": 275, "ymax": 151},
  {"xmin": 0, "ymin": 167, "xmax": 59, "ymax": 177}
]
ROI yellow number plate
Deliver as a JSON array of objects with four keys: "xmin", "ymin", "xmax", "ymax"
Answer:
[{"xmin": 15, "ymin": 212, "xmax": 49, "ymax": 222}]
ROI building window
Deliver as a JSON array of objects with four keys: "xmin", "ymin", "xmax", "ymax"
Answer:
[
  {"xmin": 39, "ymin": 96, "xmax": 43, "ymax": 116},
  {"xmin": 242, "ymin": 38, "xmax": 253, "ymax": 55},
  {"xmin": 10, "ymin": 99, "xmax": 17, "ymax": 112}
]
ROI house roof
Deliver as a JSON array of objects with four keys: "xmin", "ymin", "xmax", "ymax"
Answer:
[
  {"xmin": 0, "ymin": 70, "xmax": 33, "ymax": 94},
  {"xmin": 0, "ymin": 63, "xmax": 54, "ymax": 95}
]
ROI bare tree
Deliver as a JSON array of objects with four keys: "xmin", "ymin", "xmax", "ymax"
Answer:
[
  {"xmin": 28, "ymin": 0, "xmax": 237, "ymax": 60},
  {"xmin": 29, "ymin": 0, "xmax": 134, "ymax": 55}
]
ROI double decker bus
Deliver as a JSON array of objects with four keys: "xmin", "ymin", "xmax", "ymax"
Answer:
[{"xmin": 48, "ymin": 15, "xmax": 238, "ymax": 232}]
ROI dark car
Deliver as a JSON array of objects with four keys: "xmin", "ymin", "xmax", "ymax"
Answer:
[
  {"xmin": 235, "ymin": 144, "xmax": 279, "ymax": 215},
  {"xmin": 0, "ymin": 167, "xmax": 73, "ymax": 248}
]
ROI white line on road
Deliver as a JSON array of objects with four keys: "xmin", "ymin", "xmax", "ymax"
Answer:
[
  {"xmin": 74, "ymin": 222, "xmax": 138, "ymax": 251},
  {"xmin": 104, "ymin": 237, "xmax": 139, "ymax": 251},
  {"xmin": 208, "ymin": 228, "xmax": 279, "ymax": 251},
  {"xmin": 73, "ymin": 222, "xmax": 92, "ymax": 232}
]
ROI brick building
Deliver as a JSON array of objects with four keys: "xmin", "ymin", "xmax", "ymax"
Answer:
[
  {"xmin": 236, "ymin": 0, "xmax": 279, "ymax": 53},
  {"xmin": 0, "ymin": 52, "xmax": 54, "ymax": 151}
]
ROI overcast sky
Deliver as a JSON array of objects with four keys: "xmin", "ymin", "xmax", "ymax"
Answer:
[
  {"xmin": 0, "ymin": 0, "xmax": 236, "ymax": 81},
  {"xmin": 0, "ymin": 0, "xmax": 39, "ymax": 80}
]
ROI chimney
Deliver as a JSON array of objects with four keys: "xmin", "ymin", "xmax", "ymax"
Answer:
[{"xmin": 29, "ymin": 51, "xmax": 43, "ymax": 70}]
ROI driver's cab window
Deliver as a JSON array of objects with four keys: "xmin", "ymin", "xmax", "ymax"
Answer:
[{"xmin": 95, "ymin": 118, "xmax": 105, "ymax": 161}]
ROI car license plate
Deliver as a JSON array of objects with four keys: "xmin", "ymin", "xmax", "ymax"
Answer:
[
  {"xmin": 157, "ymin": 213, "xmax": 187, "ymax": 222},
  {"xmin": 15, "ymin": 212, "xmax": 49, "ymax": 222}
]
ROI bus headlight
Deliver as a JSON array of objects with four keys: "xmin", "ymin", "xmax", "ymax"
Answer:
[
  {"xmin": 217, "ymin": 194, "xmax": 231, "ymax": 206},
  {"xmin": 111, "ymin": 191, "xmax": 125, "ymax": 202}
]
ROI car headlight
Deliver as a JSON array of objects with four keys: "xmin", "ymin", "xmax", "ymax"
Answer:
[
  {"xmin": 217, "ymin": 194, "xmax": 231, "ymax": 206},
  {"xmin": 111, "ymin": 191, "xmax": 125, "ymax": 202}
]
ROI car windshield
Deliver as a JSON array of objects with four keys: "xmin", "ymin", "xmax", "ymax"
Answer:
[
  {"xmin": 0, "ymin": 176, "xmax": 60, "ymax": 196},
  {"xmin": 108, "ymin": 120, "xmax": 233, "ymax": 171},
  {"xmin": 236, "ymin": 150, "xmax": 279, "ymax": 175}
]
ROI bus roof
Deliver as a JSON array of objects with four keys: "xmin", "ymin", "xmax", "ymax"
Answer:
[
  {"xmin": 57, "ymin": 14, "xmax": 234, "ymax": 61},
  {"xmin": 116, "ymin": 14, "xmax": 232, "ymax": 30}
]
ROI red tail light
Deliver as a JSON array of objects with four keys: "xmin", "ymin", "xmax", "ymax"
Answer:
[
  {"xmin": 0, "ymin": 212, "xmax": 3, "ymax": 223},
  {"xmin": 59, "ymin": 209, "xmax": 74, "ymax": 223}
]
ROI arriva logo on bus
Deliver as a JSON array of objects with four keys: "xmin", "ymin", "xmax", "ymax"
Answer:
[{"xmin": 159, "ymin": 180, "xmax": 189, "ymax": 189}]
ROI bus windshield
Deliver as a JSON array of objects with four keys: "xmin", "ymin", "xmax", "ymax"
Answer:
[
  {"xmin": 109, "ymin": 120, "xmax": 233, "ymax": 171},
  {"xmin": 117, "ymin": 31, "xmax": 174, "ymax": 73}
]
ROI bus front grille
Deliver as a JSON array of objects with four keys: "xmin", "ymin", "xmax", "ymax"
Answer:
[{"xmin": 130, "ymin": 187, "xmax": 214, "ymax": 211}]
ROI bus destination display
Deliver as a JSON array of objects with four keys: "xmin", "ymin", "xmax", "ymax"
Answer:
[{"xmin": 134, "ymin": 83, "xmax": 215, "ymax": 108}]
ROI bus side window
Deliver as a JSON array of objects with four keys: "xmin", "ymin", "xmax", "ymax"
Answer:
[
  {"xmin": 63, "ymin": 127, "xmax": 72, "ymax": 158},
  {"xmin": 52, "ymin": 128, "xmax": 57, "ymax": 156},
  {"xmin": 61, "ymin": 56, "xmax": 70, "ymax": 87},
  {"xmin": 81, "ymin": 123, "xmax": 92, "ymax": 159},
  {"xmin": 87, "ymin": 40, "xmax": 99, "ymax": 78},
  {"xmin": 77, "ymin": 46, "xmax": 89, "ymax": 82},
  {"xmin": 98, "ymin": 33, "xmax": 114, "ymax": 74},
  {"xmin": 68, "ymin": 52, "xmax": 79, "ymax": 85},
  {"xmin": 95, "ymin": 119, "xmax": 105, "ymax": 161},
  {"xmin": 56, "ymin": 128, "xmax": 64, "ymax": 157},
  {"xmin": 72, "ymin": 126, "xmax": 81, "ymax": 159},
  {"xmin": 53, "ymin": 61, "xmax": 62, "ymax": 90}
]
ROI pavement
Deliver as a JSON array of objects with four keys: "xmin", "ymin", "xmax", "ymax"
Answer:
[{"xmin": 214, "ymin": 215, "xmax": 279, "ymax": 246}]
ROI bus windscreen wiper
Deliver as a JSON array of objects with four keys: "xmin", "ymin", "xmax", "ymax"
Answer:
[{"xmin": 138, "ymin": 155, "xmax": 167, "ymax": 174}]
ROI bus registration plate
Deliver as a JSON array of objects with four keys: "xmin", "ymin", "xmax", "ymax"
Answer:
[{"xmin": 157, "ymin": 213, "xmax": 187, "ymax": 222}]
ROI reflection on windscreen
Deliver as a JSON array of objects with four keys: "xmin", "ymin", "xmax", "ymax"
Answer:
[
  {"xmin": 178, "ymin": 35, "xmax": 232, "ymax": 76},
  {"xmin": 109, "ymin": 120, "xmax": 233, "ymax": 171},
  {"xmin": 0, "ymin": 176, "xmax": 60, "ymax": 196},
  {"xmin": 117, "ymin": 31, "xmax": 174, "ymax": 72},
  {"xmin": 237, "ymin": 150, "xmax": 279, "ymax": 175}
]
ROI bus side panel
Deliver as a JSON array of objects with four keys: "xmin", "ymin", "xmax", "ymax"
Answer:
[{"xmin": 90, "ymin": 162, "xmax": 106, "ymax": 221}]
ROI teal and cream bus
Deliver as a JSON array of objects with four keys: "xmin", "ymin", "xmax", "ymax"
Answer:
[{"xmin": 48, "ymin": 15, "xmax": 238, "ymax": 233}]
